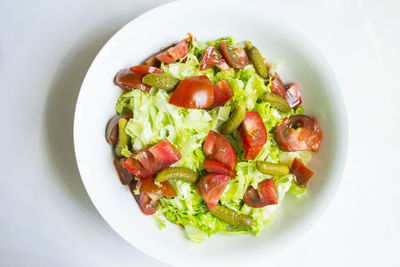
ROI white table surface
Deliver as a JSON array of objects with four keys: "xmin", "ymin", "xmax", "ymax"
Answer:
[{"xmin": 1, "ymin": 0, "xmax": 399, "ymax": 266}]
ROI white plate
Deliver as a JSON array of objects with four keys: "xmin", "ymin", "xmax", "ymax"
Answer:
[{"xmin": 74, "ymin": 0, "xmax": 349, "ymax": 266}]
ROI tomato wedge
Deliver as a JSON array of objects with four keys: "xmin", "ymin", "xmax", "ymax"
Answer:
[
  {"xmin": 123, "ymin": 140, "xmax": 181, "ymax": 177},
  {"xmin": 196, "ymin": 174, "xmax": 230, "ymax": 210},
  {"xmin": 210, "ymin": 80, "xmax": 234, "ymax": 108},
  {"xmin": 242, "ymin": 179, "xmax": 278, "ymax": 208},
  {"xmin": 275, "ymin": 115, "xmax": 323, "ymax": 152},
  {"xmin": 203, "ymin": 158, "xmax": 236, "ymax": 177},
  {"xmin": 113, "ymin": 158, "xmax": 134, "ymax": 185},
  {"xmin": 270, "ymin": 73, "xmax": 302, "ymax": 109},
  {"xmin": 290, "ymin": 158, "xmax": 314, "ymax": 187},
  {"xmin": 138, "ymin": 176, "xmax": 176, "ymax": 199},
  {"xmin": 168, "ymin": 76, "xmax": 214, "ymax": 109},
  {"xmin": 220, "ymin": 41, "xmax": 249, "ymax": 69},
  {"xmin": 114, "ymin": 65, "xmax": 163, "ymax": 92},
  {"xmin": 203, "ymin": 130, "xmax": 237, "ymax": 170},
  {"xmin": 156, "ymin": 40, "xmax": 189, "ymax": 64},
  {"xmin": 129, "ymin": 181, "xmax": 157, "ymax": 215},
  {"xmin": 238, "ymin": 111, "xmax": 267, "ymax": 160},
  {"xmin": 143, "ymin": 54, "xmax": 160, "ymax": 67},
  {"xmin": 200, "ymin": 45, "xmax": 230, "ymax": 71}
]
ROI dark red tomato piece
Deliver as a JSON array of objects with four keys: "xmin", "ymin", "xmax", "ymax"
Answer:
[
  {"xmin": 123, "ymin": 139, "xmax": 181, "ymax": 177},
  {"xmin": 129, "ymin": 181, "xmax": 157, "ymax": 215},
  {"xmin": 196, "ymin": 174, "xmax": 230, "ymax": 211},
  {"xmin": 209, "ymin": 80, "xmax": 234, "ymax": 108},
  {"xmin": 270, "ymin": 74, "xmax": 287, "ymax": 99},
  {"xmin": 138, "ymin": 176, "xmax": 176, "ymax": 199},
  {"xmin": 270, "ymin": 73, "xmax": 302, "ymax": 109},
  {"xmin": 220, "ymin": 41, "xmax": 249, "ymax": 69},
  {"xmin": 275, "ymin": 115, "xmax": 323, "ymax": 152},
  {"xmin": 113, "ymin": 158, "xmax": 134, "ymax": 185},
  {"xmin": 203, "ymin": 158, "xmax": 236, "ymax": 177},
  {"xmin": 238, "ymin": 112, "xmax": 267, "ymax": 160},
  {"xmin": 156, "ymin": 40, "xmax": 189, "ymax": 64},
  {"xmin": 203, "ymin": 130, "xmax": 237, "ymax": 170},
  {"xmin": 168, "ymin": 76, "xmax": 214, "ymax": 109},
  {"xmin": 242, "ymin": 179, "xmax": 278, "ymax": 208},
  {"xmin": 200, "ymin": 45, "xmax": 230, "ymax": 71},
  {"xmin": 143, "ymin": 55, "xmax": 161, "ymax": 67},
  {"xmin": 105, "ymin": 113, "xmax": 133, "ymax": 145},
  {"xmin": 114, "ymin": 66, "xmax": 163, "ymax": 92},
  {"xmin": 290, "ymin": 158, "xmax": 314, "ymax": 187}
]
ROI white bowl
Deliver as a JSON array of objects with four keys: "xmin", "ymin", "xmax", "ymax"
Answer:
[{"xmin": 73, "ymin": 0, "xmax": 349, "ymax": 266}]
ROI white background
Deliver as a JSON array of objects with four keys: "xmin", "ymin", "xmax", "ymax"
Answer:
[{"xmin": 1, "ymin": 0, "xmax": 399, "ymax": 266}]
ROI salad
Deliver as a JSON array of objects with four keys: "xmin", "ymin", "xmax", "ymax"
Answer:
[{"xmin": 105, "ymin": 35, "xmax": 323, "ymax": 242}]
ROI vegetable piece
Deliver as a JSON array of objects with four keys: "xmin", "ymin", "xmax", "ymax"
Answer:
[
  {"xmin": 129, "ymin": 181, "xmax": 157, "ymax": 215},
  {"xmin": 143, "ymin": 55, "xmax": 161, "ymax": 67},
  {"xmin": 156, "ymin": 40, "xmax": 189, "ymax": 64},
  {"xmin": 114, "ymin": 118, "xmax": 130, "ymax": 157},
  {"xmin": 196, "ymin": 174, "xmax": 230, "ymax": 211},
  {"xmin": 200, "ymin": 45, "xmax": 230, "ymax": 71},
  {"xmin": 209, "ymin": 80, "xmax": 234, "ymax": 108},
  {"xmin": 142, "ymin": 73, "xmax": 180, "ymax": 91},
  {"xmin": 245, "ymin": 41, "xmax": 268, "ymax": 79},
  {"xmin": 203, "ymin": 130, "xmax": 237, "ymax": 170},
  {"xmin": 203, "ymin": 158, "xmax": 236, "ymax": 177},
  {"xmin": 238, "ymin": 111, "xmax": 267, "ymax": 160},
  {"xmin": 256, "ymin": 161, "xmax": 290, "ymax": 176},
  {"xmin": 219, "ymin": 104, "xmax": 246, "ymax": 134},
  {"xmin": 219, "ymin": 41, "xmax": 249, "ymax": 69},
  {"xmin": 270, "ymin": 73, "xmax": 302, "ymax": 109},
  {"xmin": 210, "ymin": 205, "xmax": 255, "ymax": 228},
  {"xmin": 105, "ymin": 113, "xmax": 133, "ymax": 145},
  {"xmin": 261, "ymin": 92, "xmax": 291, "ymax": 113},
  {"xmin": 138, "ymin": 176, "xmax": 176, "ymax": 198},
  {"xmin": 242, "ymin": 179, "xmax": 278, "ymax": 208},
  {"xmin": 275, "ymin": 115, "xmax": 323, "ymax": 152},
  {"xmin": 155, "ymin": 167, "xmax": 198, "ymax": 183},
  {"xmin": 113, "ymin": 158, "xmax": 134, "ymax": 185},
  {"xmin": 114, "ymin": 66, "xmax": 163, "ymax": 92},
  {"xmin": 123, "ymin": 140, "xmax": 181, "ymax": 177},
  {"xmin": 290, "ymin": 158, "xmax": 314, "ymax": 187},
  {"xmin": 168, "ymin": 76, "xmax": 214, "ymax": 109}
]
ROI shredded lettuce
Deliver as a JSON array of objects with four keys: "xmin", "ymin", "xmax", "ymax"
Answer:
[{"xmin": 115, "ymin": 37, "xmax": 311, "ymax": 241}]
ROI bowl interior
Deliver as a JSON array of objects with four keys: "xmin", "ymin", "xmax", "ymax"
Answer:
[{"xmin": 74, "ymin": 1, "xmax": 348, "ymax": 266}]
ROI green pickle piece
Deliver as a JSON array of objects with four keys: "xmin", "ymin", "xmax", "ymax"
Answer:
[
  {"xmin": 256, "ymin": 161, "xmax": 290, "ymax": 176},
  {"xmin": 115, "ymin": 118, "xmax": 130, "ymax": 157},
  {"xmin": 155, "ymin": 167, "xmax": 198, "ymax": 183},
  {"xmin": 262, "ymin": 92, "xmax": 291, "ymax": 113},
  {"xmin": 211, "ymin": 205, "xmax": 255, "ymax": 228},
  {"xmin": 220, "ymin": 104, "xmax": 246, "ymax": 135},
  {"xmin": 245, "ymin": 41, "xmax": 269, "ymax": 79},
  {"xmin": 142, "ymin": 73, "xmax": 180, "ymax": 91}
]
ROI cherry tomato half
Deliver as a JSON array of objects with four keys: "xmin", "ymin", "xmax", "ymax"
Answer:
[
  {"xmin": 209, "ymin": 80, "xmax": 234, "ymax": 108},
  {"xmin": 238, "ymin": 111, "xmax": 267, "ymax": 160},
  {"xmin": 242, "ymin": 179, "xmax": 278, "ymax": 208},
  {"xmin": 196, "ymin": 174, "xmax": 230, "ymax": 211},
  {"xmin": 114, "ymin": 65, "xmax": 163, "ymax": 92},
  {"xmin": 290, "ymin": 158, "xmax": 314, "ymax": 187},
  {"xmin": 203, "ymin": 130, "xmax": 237, "ymax": 170},
  {"xmin": 220, "ymin": 41, "xmax": 249, "ymax": 69},
  {"xmin": 203, "ymin": 158, "xmax": 236, "ymax": 177},
  {"xmin": 168, "ymin": 76, "xmax": 214, "ymax": 109},
  {"xmin": 270, "ymin": 73, "xmax": 302, "ymax": 109},
  {"xmin": 200, "ymin": 45, "xmax": 230, "ymax": 71},
  {"xmin": 156, "ymin": 40, "xmax": 189, "ymax": 64},
  {"xmin": 129, "ymin": 181, "xmax": 157, "ymax": 215}
]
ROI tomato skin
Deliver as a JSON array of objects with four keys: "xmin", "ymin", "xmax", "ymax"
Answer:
[
  {"xmin": 113, "ymin": 158, "xmax": 134, "ymax": 185},
  {"xmin": 156, "ymin": 40, "xmax": 189, "ymax": 64},
  {"xmin": 203, "ymin": 130, "xmax": 237, "ymax": 170},
  {"xmin": 129, "ymin": 181, "xmax": 157, "ymax": 215},
  {"xmin": 138, "ymin": 176, "xmax": 176, "ymax": 198},
  {"xmin": 203, "ymin": 158, "xmax": 236, "ymax": 177},
  {"xmin": 114, "ymin": 66, "xmax": 163, "ymax": 92},
  {"xmin": 270, "ymin": 73, "xmax": 302, "ymax": 109},
  {"xmin": 209, "ymin": 80, "xmax": 234, "ymax": 108},
  {"xmin": 196, "ymin": 174, "xmax": 230, "ymax": 210},
  {"xmin": 144, "ymin": 55, "xmax": 161, "ymax": 67},
  {"xmin": 242, "ymin": 179, "xmax": 278, "ymax": 208},
  {"xmin": 275, "ymin": 115, "xmax": 323, "ymax": 152},
  {"xmin": 200, "ymin": 45, "xmax": 230, "ymax": 71},
  {"xmin": 105, "ymin": 113, "xmax": 133, "ymax": 145},
  {"xmin": 168, "ymin": 76, "xmax": 214, "ymax": 109},
  {"xmin": 220, "ymin": 41, "xmax": 249, "ymax": 69},
  {"xmin": 290, "ymin": 158, "xmax": 314, "ymax": 187},
  {"xmin": 238, "ymin": 112, "xmax": 267, "ymax": 160}
]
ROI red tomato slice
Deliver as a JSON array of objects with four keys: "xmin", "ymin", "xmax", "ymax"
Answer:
[
  {"xmin": 275, "ymin": 115, "xmax": 323, "ymax": 152},
  {"xmin": 238, "ymin": 112, "xmax": 267, "ymax": 160},
  {"xmin": 123, "ymin": 140, "xmax": 181, "ymax": 177},
  {"xmin": 203, "ymin": 130, "xmax": 237, "ymax": 170},
  {"xmin": 209, "ymin": 80, "xmax": 234, "ymax": 108},
  {"xmin": 242, "ymin": 179, "xmax": 278, "ymax": 208},
  {"xmin": 196, "ymin": 174, "xmax": 230, "ymax": 211},
  {"xmin": 270, "ymin": 73, "xmax": 302, "ymax": 109},
  {"xmin": 168, "ymin": 76, "xmax": 214, "ymax": 109},
  {"xmin": 200, "ymin": 45, "xmax": 230, "ymax": 71},
  {"xmin": 220, "ymin": 41, "xmax": 249, "ymax": 69},
  {"xmin": 138, "ymin": 176, "xmax": 176, "ymax": 198},
  {"xmin": 290, "ymin": 158, "xmax": 314, "ymax": 187},
  {"xmin": 156, "ymin": 40, "xmax": 189, "ymax": 64},
  {"xmin": 143, "ymin": 55, "xmax": 161, "ymax": 67},
  {"xmin": 113, "ymin": 158, "xmax": 134, "ymax": 185},
  {"xmin": 114, "ymin": 66, "xmax": 163, "ymax": 92},
  {"xmin": 129, "ymin": 181, "xmax": 157, "ymax": 215},
  {"xmin": 203, "ymin": 158, "xmax": 236, "ymax": 177}
]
